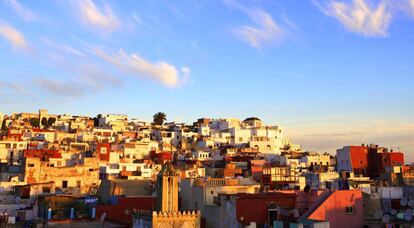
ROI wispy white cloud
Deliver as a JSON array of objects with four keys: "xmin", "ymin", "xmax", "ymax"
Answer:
[
  {"xmin": 131, "ymin": 13, "xmax": 156, "ymax": 33},
  {"xmin": 287, "ymin": 117, "xmax": 414, "ymax": 161},
  {"xmin": 32, "ymin": 68, "xmax": 121, "ymax": 98},
  {"xmin": 409, "ymin": 0, "xmax": 414, "ymax": 15},
  {"xmin": 0, "ymin": 80, "xmax": 27, "ymax": 94},
  {"xmin": 180, "ymin": 66, "xmax": 191, "ymax": 85},
  {"xmin": 236, "ymin": 9, "xmax": 284, "ymax": 49},
  {"xmin": 224, "ymin": 0, "xmax": 288, "ymax": 49},
  {"xmin": 181, "ymin": 66, "xmax": 190, "ymax": 75},
  {"xmin": 72, "ymin": 0, "xmax": 119, "ymax": 31},
  {"xmin": 0, "ymin": 23, "xmax": 30, "ymax": 50},
  {"xmin": 313, "ymin": 0, "xmax": 392, "ymax": 37},
  {"xmin": 5, "ymin": 0, "xmax": 39, "ymax": 22},
  {"xmin": 41, "ymin": 38, "xmax": 85, "ymax": 57},
  {"xmin": 94, "ymin": 48, "xmax": 187, "ymax": 88},
  {"xmin": 33, "ymin": 77, "xmax": 87, "ymax": 98}
]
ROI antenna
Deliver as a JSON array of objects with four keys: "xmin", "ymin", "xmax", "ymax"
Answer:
[{"xmin": 390, "ymin": 146, "xmax": 401, "ymax": 152}]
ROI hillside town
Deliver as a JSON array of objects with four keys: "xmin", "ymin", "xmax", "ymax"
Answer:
[{"xmin": 0, "ymin": 110, "xmax": 413, "ymax": 228}]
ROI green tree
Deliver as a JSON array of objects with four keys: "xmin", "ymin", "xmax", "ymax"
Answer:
[
  {"xmin": 93, "ymin": 117, "xmax": 99, "ymax": 127},
  {"xmin": 153, "ymin": 112, "xmax": 167, "ymax": 126},
  {"xmin": 29, "ymin": 118, "xmax": 40, "ymax": 127},
  {"xmin": 1, "ymin": 119, "xmax": 7, "ymax": 131},
  {"xmin": 41, "ymin": 117, "xmax": 48, "ymax": 128},
  {"xmin": 47, "ymin": 117, "xmax": 56, "ymax": 127}
]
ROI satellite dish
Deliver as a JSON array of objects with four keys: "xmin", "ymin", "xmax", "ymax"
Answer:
[
  {"xmin": 405, "ymin": 209, "xmax": 413, "ymax": 221},
  {"xmin": 408, "ymin": 199, "xmax": 414, "ymax": 208},
  {"xmin": 391, "ymin": 209, "xmax": 397, "ymax": 215},
  {"xmin": 292, "ymin": 209, "xmax": 300, "ymax": 218},
  {"xmin": 401, "ymin": 198, "xmax": 408, "ymax": 206},
  {"xmin": 374, "ymin": 210, "xmax": 383, "ymax": 220},
  {"xmin": 382, "ymin": 214, "xmax": 390, "ymax": 223},
  {"xmin": 100, "ymin": 212, "xmax": 106, "ymax": 222}
]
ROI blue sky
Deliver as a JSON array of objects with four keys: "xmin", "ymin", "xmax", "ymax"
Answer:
[{"xmin": 0, "ymin": 0, "xmax": 413, "ymax": 161}]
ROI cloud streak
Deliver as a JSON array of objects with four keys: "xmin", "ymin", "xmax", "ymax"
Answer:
[
  {"xmin": 236, "ymin": 9, "xmax": 285, "ymax": 49},
  {"xmin": 32, "ymin": 69, "xmax": 121, "ymax": 98},
  {"xmin": 410, "ymin": 0, "xmax": 414, "ymax": 15},
  {"xmin": 33, "ymin": 77, "xmax": 87, "ymax": 98},
  {"xmin": 288, "ymin": 118, "xmax": 414, "ymax": 161},
  {"xmin": 72, "ymin": 0, "xmax": 119, "ymax": 31},
  {"xmin": 224, "ymin": 0, "xmax": 286, "ymax": 49},
  {"xmin": 94, "ymin": 48, "xmax": 187, "ymax": 88},
  {"xmin": 5, "ymin": 0, "xmax": 39, "ymax": 22},
  {"xmin": 0, "ymin": 23, "xmax": 30, "ymax": 50},
  {"xmin": 314, "ymin": 0, "xmax": 392, "ymax": 37}
]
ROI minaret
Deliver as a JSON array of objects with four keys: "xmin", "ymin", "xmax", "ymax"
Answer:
[{"xmin": 156, "ymin": 161, "xmax": 179, "ymax": 212}]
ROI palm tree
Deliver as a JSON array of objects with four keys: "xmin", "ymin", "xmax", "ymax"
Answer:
[{"xmin": 153, "ymin": 112, "xmax": 167, "ymax": 126}]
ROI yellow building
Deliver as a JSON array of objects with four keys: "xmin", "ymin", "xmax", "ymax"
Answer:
[{"xmin": 133, "ymin": 162, "xmax": 201, "ymax": 228}]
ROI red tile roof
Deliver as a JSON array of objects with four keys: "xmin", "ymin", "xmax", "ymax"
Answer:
[{"xmin": 24, "ymin": 149, "xmax": 62, "ymax": 159}]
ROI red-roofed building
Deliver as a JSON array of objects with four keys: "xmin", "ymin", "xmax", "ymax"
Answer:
[
  {"xmin": 299, "ymin": 190, "xmax": 363, "ymax": 228},
  {"xmin": 236, "ymin": 192, "xmax": 297, "ymax": 226},
  {"xmin": 150, "ymin": 151, "xmax": 172, "ymax": 164},
  {"xmin": 24, "ymin": 149, "xmax": 62, "ymax": 160},
  {"xmin": 96, "ymin": 197, "xmax": 156, "ymax": 225},
  {"xmin": 97, "ymin": 143, "xmax": 111, "ymax": 161},
  {"xmin": 337, "ymin": 145, "xmax": 405, "ymax": 178}
]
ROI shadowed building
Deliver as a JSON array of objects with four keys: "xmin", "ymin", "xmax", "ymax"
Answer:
[{"xmin": 133, "ymin": 162, "xmax": 201, "ymax": 228}]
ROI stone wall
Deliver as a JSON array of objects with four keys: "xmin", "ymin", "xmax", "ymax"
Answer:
[
  {"xmin": 24, "ymin": 157, "xmax": 100, "ymax": 195},
  {"xmin": 152, "ymin": 210, "xmax": 201, "ymax": 228}
]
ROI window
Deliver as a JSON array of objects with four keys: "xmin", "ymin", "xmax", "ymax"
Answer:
[
  {"xmin": 28, "ymin": 163, "xmax": 35, "ymax": 167},
  {"xmin": 77, "ymin": 180, "xmax": 81, "ymax": 187},
  {"xmin": 100, "ymin": 147, "xmax": 107, "ymax": 154},
  {"xmin": 42, "ymin": 187, "xmax": 51, "ymax": 194},
  {"xmin": 62, "ymin": 180, "xmax": 68, "ymax": 188},
  {"xmin": 239, "ymin": 137, "xmax": 243, "ymax": 142},
  {"xmin": 346, "ymin": 206, "xmax": 354, "ymax": 215}
]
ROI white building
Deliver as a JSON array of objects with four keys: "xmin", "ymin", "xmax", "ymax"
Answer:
[
  {"xmin": 336, "ymin": 146, "xmax": 354, "ymax": 172},
  {"xmin": 181, "ymin": 177, "xmax": 259, "ymax": 228},
  {"xmin": 98, "ymin": 114, "xmax": 128, "ymax": 128},
  {"xmin": 300, "ymin": 152, "xmax": 332, "ymax": 166},
  {"xmin": 0, "ymin": 141, "xmax": 28, "ymax": 164},
  {"xmin": 123, "ymin": 141, "xmax": 156, "ymax": 161},
  {"xmin": 192, "ymin": 150, "xmax": 212, "ymax": 161}
]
